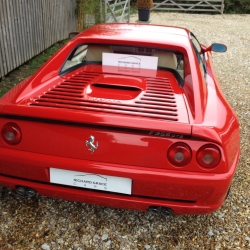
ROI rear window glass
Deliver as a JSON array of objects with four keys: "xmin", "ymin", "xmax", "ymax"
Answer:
[{"xmin": 60, "ymin": 44, "xmax": 184, "ymax": 79}]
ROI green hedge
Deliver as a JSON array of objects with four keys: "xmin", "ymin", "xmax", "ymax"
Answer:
[{"xmin": 224, "ymin": 0, "xmax": 250, "ymax": 14}]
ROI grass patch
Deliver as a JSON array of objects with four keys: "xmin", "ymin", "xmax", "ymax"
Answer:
[{"xmin": 0, "ymin": 39, "xmax": 69, "ymax": 98}]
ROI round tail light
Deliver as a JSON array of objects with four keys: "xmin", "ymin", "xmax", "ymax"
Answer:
[
  {"xmin": 167, "ymin": 142, "xmax": 192, "ymax": 167},
  {"xmin": 197, "ymin": 144, "xmax": 221, "ymax": 169},
  {"xmin": 1, "ymin": 122, "xmax": 22, "ymax": 145}
]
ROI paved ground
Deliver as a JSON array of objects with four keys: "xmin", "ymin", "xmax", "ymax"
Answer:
[{"xmin": 0, "ymin": 13, "xmax": 250, "ymax": 250}]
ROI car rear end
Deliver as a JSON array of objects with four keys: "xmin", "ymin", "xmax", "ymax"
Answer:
[{"xmin": 0, "ymin": 64, "xmax": 238, "ymax": 215}]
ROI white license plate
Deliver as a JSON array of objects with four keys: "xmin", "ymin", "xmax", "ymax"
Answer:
[{"xmin": 50, "ymin": 168, "xmax": 132, "ymax": 195}]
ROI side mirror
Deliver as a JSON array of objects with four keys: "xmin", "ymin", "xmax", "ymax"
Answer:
[
  {"xmin": 69, "ymin": 32, "xmax": 79, "ymax": 39},
  {"xmin": 211, "ymin": 43, "xmax": 227, "ymax": 52},
  {"xmin": 204, "ymin": 43, "xmax": 227, "ymax": 53}
]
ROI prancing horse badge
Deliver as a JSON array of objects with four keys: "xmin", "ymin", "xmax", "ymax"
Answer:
[{"xmin": 86, "ymin": 135, "xmax": 98, "ymax": 154}]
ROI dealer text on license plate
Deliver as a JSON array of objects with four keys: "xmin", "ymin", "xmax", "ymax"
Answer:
[{"xmin": 50, "ymin": 168, "xmax": 132, "ymax": 195}]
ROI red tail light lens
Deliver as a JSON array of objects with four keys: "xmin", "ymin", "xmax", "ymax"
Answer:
[
  {"xmin": 167, "ymin": 142, "xmax": 192, "ymax": 167},
  {"xmin": 1, "ymin": 123, "xmax": 22, "ymax": 145},
  {"xmin": 197, "ymin": 144, "xmax": 221, "ymax": 169}
]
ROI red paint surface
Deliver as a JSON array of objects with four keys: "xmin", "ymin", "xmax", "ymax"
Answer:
[{"xmin": 0, "ymin": 23, "xmax": 240, "ymax": 214}]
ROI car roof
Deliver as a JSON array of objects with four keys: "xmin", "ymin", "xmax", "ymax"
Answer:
[{"xmin": 77, "ymin": 23, "xmax": 190, "ymax": 46}]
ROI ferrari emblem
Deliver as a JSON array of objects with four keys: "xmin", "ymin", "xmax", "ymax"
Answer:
[{"xmin": 86, "ymin": 135, "xmax": 98, "ymax": 154}]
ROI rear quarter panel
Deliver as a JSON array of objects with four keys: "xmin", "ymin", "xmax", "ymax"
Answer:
[{"xmin": 192, "ymin": 52, "xmax": 240, "ymax": 171}]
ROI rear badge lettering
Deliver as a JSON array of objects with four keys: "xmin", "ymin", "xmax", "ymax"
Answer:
[{"xmin": 149, "ymin": 131, "xmax": 184, "ymax": 138}]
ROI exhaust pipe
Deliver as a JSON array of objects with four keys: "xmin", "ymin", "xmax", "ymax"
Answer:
[
  {"xmin": 147, "ymin": 206, "xmax": 174, "ymax": 217},
  {"xmin": 16, "ymin": 186, "xmax": 27, "ymax": 196},
  {"xmin": 161, "ymin": 207, "xmax": 173, "ymax": 217},
  {"xmin": 148, "ymin": 206, "xmax": 161, "ymax": 214},
  {"xmin": 25, "ymin": 188, "xmax": 37, "ymax": 198},
  {"xmin": 16, "ymin": 186, "xmax": 37, "ymax": 198}
]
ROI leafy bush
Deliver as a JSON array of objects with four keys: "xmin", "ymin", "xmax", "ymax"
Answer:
[
  {"xmin": 76, "ymin": 0, "xmax": 104, "ymax": 31},
  {"xmin": 224, "ymin": 0, "xmax": 250, "ymax": 14}
]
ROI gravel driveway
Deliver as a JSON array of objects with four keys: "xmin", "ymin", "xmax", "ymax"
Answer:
[{"xmin": 0, "ymin": 13, "xmax": 250, "ymax": 250}]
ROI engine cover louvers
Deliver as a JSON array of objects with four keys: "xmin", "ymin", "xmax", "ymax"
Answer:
[{"xmin": 31, "ymin": 72, "xmax": 179, "ymax": 121}]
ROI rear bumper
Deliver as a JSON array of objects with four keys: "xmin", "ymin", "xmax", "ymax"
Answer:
[{"xmin": 0, "ymin": 147, "xmax": 239, "ymax": 214}]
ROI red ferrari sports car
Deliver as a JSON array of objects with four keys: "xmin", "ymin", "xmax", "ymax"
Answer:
[{"xmin": 0, "ymin": 23, "xmax": 240, "ymax": 215}]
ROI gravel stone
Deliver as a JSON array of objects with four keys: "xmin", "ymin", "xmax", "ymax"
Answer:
[
  {"xmin": 214, "ymin": 230, "xmax": 220, "ymax": 235},
  {"xmin": 105, "ymin": 240, "xmax": 112, "ymax": 246},
  {"xmin": 145, "ymin": 244, "xmax": 151, "ymax": 249},
  {"xmin": 102, "ymin": 234, "xmax": 108, "ymax": 241},
  {"xmin": 208, "ymin": 230, "xmax": 214, "ymax": 237},
  {"xmin": 93, "ymin": 234, "xmax": 100, "ymax": 241},
  {"xmin": 41, "ymin": 243, "xmax": 50, "ymax": 250},
  {"xmin": 0, "ymin": 12, "xmax": 249, "ymax": 250},
  {"xmin": 218, "ymin": 213, "xmax": 225, "ymax": 219},
  {"xmin": 57, "ymin": 238, "xmax": 64, "ymax": 244}
]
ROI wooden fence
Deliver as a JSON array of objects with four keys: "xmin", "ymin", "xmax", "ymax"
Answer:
[
  {"xmin": 0, "ymin": 0, "xmax": 77, "ymax": 79},
  {"xmin": 153, "ymin": 0, "xmax": 224, "ymax": 14}
]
